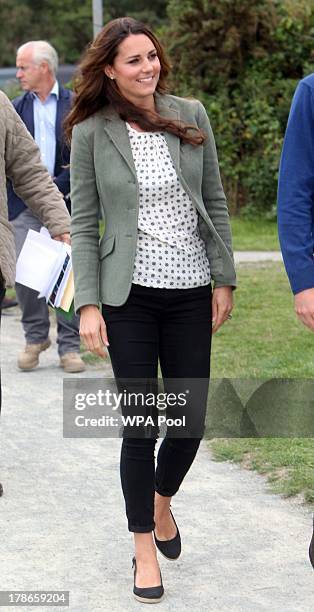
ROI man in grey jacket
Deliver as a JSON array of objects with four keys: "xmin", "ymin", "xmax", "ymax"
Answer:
[{"xmin": 0, "ymin": 90, "xmax": 71, "ymax": 497}]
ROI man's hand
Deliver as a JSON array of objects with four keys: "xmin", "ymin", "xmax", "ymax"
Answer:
[
  {"xmin": 79, "ymin": 305, "xmax": 109, "ymax": 358},
  {"xmin": 54, "ymin": 233, "xmax": 71, "ymax": 245},
  {"xmin": 212, "ymin": 286, "xmax": 233, "ymax": 334},
  {"xmin": 294, "ymin": 288, "xmax": 314, "ymax": 331}
]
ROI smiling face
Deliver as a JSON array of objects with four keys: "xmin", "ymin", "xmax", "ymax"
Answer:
[{"xmin": 105, "ymin": 33, "xmax": 161, "ymax": 110}]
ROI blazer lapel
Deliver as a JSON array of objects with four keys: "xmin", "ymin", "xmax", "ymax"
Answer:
[
  {"xmin": 23, "ymin": 95, "xmax": 35, "ymax": 137},
  {"xmin": 102, "ymin": 96, "xmax": 181, "ymax": 178},
  {"xmin": 55, "ymin": 96, "xmax": 63, "ymax": 144},
  {"xmin": 103, "ymin": 109, "xmax": 137, "ymax": 178},
  {"xmin": 55, "ymin": 85, "xmax": 69, "ymax": 145}
]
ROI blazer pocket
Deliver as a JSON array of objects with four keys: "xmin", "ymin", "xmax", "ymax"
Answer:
[{"xmin": 99, "ymin": 234, "xmax": 115, "ymax": 259}]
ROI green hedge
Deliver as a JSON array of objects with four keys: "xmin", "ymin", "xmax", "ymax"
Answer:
[{"xmin": 164, "ymin": 0, "xmax": 314, "ymax": 215}]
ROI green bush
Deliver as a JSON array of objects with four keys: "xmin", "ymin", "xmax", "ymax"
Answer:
[
  {"xmin": 0, "ymin": 1, "xmax": 168, "ymax": 66},
  {"xmin": 165, "ymin": 0, "xmax": 314, "ymax": 215}
]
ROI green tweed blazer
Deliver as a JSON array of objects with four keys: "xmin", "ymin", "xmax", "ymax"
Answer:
[{"xmin": 70, "ymin": 93, "xmax": 236, "ymax": 311}]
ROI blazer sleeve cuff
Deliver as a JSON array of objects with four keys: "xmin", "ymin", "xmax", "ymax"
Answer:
[
  {"xmin": 74, "ymin": 291, "xmax": 100, "ymax": 315},
  {"xmin": 213, "ymin": 279, "xmax": 237, "ymax": 290},
  {"xmin": 289, "ymin": 264, "xmax": 314, "ymax": 294}
]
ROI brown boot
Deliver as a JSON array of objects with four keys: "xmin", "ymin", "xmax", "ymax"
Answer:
[
  {"xmin": 59, "ymin": 352, "xmax": 85, "ymax": 373},
  {"xmin": 17, "ymin": 338, "xmax": 51, "ymax": 370}
]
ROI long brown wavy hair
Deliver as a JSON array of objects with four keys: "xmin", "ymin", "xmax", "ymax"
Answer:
[{"xmin": 64, "ymin": 17, "xmax": 205, "ymax": 146}]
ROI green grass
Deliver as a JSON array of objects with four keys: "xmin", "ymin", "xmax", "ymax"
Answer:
[
  {"xmin": 209, "ymin": 262, "xmax": 314, "ymax": 504},
  {"xmin": 80, "ymin": 348, "xmax": 109, "ymax": 365},
  {"xmin": 5, "ymin": 287, "xmax": 16, "ymax": 299},
  {"xmin": 81, "ymin": 350, "xmax": 102, "ymax": 364},
  {"xmin": 230, "ymin": 216, "xmax": 280, "ymax": 251},
  {"xmin": 211, "ymin": 262, "xmax": 314, "ymax": 378},
  {"xmin": 210, "ymin": 438, "xmax": 314, "ymax": 502}
]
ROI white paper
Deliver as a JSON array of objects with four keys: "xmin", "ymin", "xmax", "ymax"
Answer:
[{"xmin": 16, "ymin": 229, "xmax": 71, "ymax": 305}]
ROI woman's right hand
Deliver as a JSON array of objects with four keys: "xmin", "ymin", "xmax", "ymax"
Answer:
[{"xmin": 79, "ymin": 305, "xmax": 109, "ymax": 358}]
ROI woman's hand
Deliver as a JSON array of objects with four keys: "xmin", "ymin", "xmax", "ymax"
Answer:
[
  {"xmin": 212, "ymin": 286, "xmax": 233, "ymax": 334},
  {"xmin": 79, "ymin": 305, "xmax": 109, "ymax": 358}
]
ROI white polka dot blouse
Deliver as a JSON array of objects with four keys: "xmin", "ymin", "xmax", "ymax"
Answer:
[{"xmin": 126, "ymin": 122, "xmax": 211, "ymax": 289}]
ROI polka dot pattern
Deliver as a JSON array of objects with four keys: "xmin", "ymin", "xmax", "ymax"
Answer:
[{"xmin": 126, "ymin": 122, "xmax": 211, "ymax": 289}]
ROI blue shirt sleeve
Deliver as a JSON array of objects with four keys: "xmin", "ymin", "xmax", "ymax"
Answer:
[{"xmin": 277, "ymin": 79, "xmax": 314, "ymax": 294}]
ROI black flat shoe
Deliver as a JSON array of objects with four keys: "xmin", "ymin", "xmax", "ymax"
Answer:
[
  {"xmin": 154, "ymin": 507, "xmax": 181, "ymax": 560},
  {"xmin": 132, "ymin": 556, "xmax": 164, "ymax": 604},
  {"xmin": 309, "ymin": 514, "xmax": 314, "ymax": 569}
]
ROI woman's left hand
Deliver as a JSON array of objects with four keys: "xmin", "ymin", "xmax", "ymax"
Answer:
[{"xmin": 211, "ymin": 286, "xmax": 233, "ymax": 334}]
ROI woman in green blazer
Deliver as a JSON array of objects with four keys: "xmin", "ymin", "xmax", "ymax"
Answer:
[{"xmin": 66, "ymin": 17, "xmax": 236, "ymax": 604}]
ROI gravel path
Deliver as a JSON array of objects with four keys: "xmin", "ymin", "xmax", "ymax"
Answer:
[
  {"xmin": 234, "ymin": 251, "xmax": 282, "ymax": 263},
  {"xmin": 0, "ymin": 305, "xmax": 312, "ymax": 612}
]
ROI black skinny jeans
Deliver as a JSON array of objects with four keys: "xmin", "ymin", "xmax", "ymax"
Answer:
[{"xmin": 102, "ymin": 283, "xmax": 212, "ymax": 532}]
